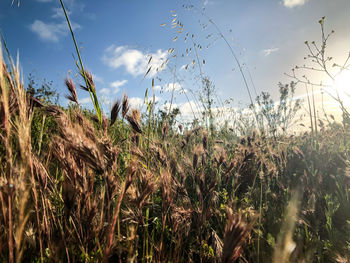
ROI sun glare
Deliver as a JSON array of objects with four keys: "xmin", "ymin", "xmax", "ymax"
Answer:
[{"xmin": 330, "ymin": 71, "xmax": 350, "ymax": 106}]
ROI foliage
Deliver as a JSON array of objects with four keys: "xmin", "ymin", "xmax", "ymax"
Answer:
[
  {"xmin": 253, "ymin": 81, "xmax": 301, "ymax": 136},
  {"xmin": 27, "ymin": 74, "xmax": 59, "ymax": 104}
]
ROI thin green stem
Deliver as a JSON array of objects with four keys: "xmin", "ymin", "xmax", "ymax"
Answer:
[{"xmin": 59, "ymin": 0, "xmax": 102, "ymax": 124}]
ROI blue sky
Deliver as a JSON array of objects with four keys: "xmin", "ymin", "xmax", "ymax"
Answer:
[{"xmin": 1, "ymin": 0, "xmax": 350, "ymax": 119}]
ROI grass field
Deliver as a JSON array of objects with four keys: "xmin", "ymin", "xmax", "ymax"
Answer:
[{"xmin": 1, "ymin": 3, "xmax": 350, "ymax": 263}]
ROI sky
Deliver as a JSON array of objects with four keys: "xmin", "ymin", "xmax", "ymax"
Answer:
[{"xmin": 1, "ymin": 0, "xmax": 350, "ymax": 122}]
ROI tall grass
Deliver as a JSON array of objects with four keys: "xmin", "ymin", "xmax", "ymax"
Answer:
[{"xmin": 59, "ymin": 0, "xmax": 103, "ymax": 125}]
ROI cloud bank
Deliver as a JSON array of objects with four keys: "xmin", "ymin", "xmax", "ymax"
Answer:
[
  {"xmin": 283, "ymin": 0, "xmax": 308, "ymax": 8},
  {"xmin": 30, "ymin": 20, "xmax": 80, "ymax": 42},
  {"xmin": 30, "ymin": 0, "xmax": 83, "ymax": 42},
  {"xmin": 102, "ymin": 45, "xmax": 168, "ymax": 77}
]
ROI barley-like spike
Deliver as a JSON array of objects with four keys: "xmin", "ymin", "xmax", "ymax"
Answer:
[
  {"xmin": 202, "ymin": 131, "xmax": 208, "ymax": 150},
  {"xmin": 126, "ymin": 109, "xmax": 142, "ymax": 134},
  {"xmin": 162, "ymin": 121, "xmax": 168, "ymax": 139},
  {"xmin": 193, "ymin": 152, "xmax": 198, "ymax": 170},
  {"xmin": 64, "ymin": 78, "xmax": 78, "ymax": 104},
  {"xmin": 222, "ymin": 209, "xmax": 253, "ymax": 263},
  {"xmin": 91, "ymin": 115, "xmax": 99, "ymax": 124},
  {"xmin": 110, "ymin": 100, "xmax": 121, "ymax": 126},
  {"xmin": 185, "ymin": 131, "xmax": 191, "ymax": 144},
  {"xmin": 79, "ymin": 70, "xmax": 96, "ymax": 93},
  {"xmin": 102, "ymin": 113, "xmax": 108, "ymax": 133},
  {"xmin": 44, "ymin": 105, "xmax": 64, "ymax": 116},
  {"xmin": 29, "ymin": 96, "xmax": 44, "ymax": 108},
  {"xmin": 122, "ymin": 93, "xmax": 130, "ymax": 118},
  {"xmin": 79, "ymin": 84, "xmax": 89, "ymax": 92}
]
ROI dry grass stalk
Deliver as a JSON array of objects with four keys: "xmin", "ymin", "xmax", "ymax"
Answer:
[
  {"xmin": 135, "ymin": 170, "xmax": 158, "ymax": 209},
  {"xmin": 202, "ymin": 131, "xmax": 208, "ymax": 150},
  {"xmin": 104, "ymin": 165, "xmax": 135, "ymax": 262},
  {"xmin": 150, "ymin": 143, "xmax": 167, "ymax": 166},
  {"xmin": 79, "ymin": 70, "xmax": 96, "ymax": 93},
  {"xmin": 193, "ymin": 145, "xmax": 204, "ymax": 170},
  {"xmin": 122, "ymin": 93, "xmax": 130, "ymax": 118},
  {"xmin": 64, "ymin": 78, "xmax": 78, "ymax": 104},
  {"xmin": 0, "ymin": 47, "xmax": 14, "ymax": 263},
  {"xmin": 110, "ymin": 100, "xmax": 121, "ymax": 126},
  {"xmin": 15, "ymin": 64, "xmax": 44, "ymax": 263},
  {"xmin": 0, "ymin": 45, "xmax": 44, "ymax": 262},
  {"xmin": 193, "ymin": 151, "xmax": 199, "ymax": 170},
  {"xmin": 126, "ymin": 108, "xmax": 142, "ymax": 134},
  {"xmin": 162, "ymin": 121, "xmax": 168, "ymax": 139},
  {"xmin": 222, "ymin": 208, "xmax": 253, "ymax": 263},
  {"xmin": 102, "ymin": 113, "xmax": 108, "ymax": 134}
]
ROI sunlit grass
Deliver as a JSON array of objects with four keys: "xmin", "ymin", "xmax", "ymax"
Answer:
[{"xmin": 1, "ymin": 3, "xmax": 350, "ymax": 262}]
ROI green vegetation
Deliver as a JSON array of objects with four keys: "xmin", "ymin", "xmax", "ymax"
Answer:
[{"xmin": 1, "ymin": 4, "xmax": 350, "ymax": 262}]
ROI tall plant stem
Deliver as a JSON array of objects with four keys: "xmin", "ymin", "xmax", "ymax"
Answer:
[
  {"xmin": 206, "ymin": 18, "xmax": 254, "ymax": 106},
  {"xmin": 305, "ymin": 84, "xmax": 314, "ymax": 137},
  {"xmin": 311, "ymin": 85, "xmax": 319, "ymax": 149},
  {"xmin": 8, "ymin": 189, "xmax": 13, "ymax": 263},
  {"xmin": 204, "ymin": 15, "xmax": 260, "ymax": 126},
  {"xmin": 257, "ymin": 172, "xmax": 263, "ymax": 263},
  {"xmin": 167, "ymin": 55, "xmax": 177, "ymax": 119},
  {"xmin": 38, "ymin": 114, "xmax": 46, "ymax": 156},
  {"xmin": 59, "ymin": 0, "xmax": 102, "ymax": 124}
]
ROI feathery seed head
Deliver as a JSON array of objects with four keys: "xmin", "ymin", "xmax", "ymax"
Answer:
[
  {"xmin": 64, "ymin": 78, "xmax": 78, "ymax": 104},
  {"xmin": 110, "ymin": 100, "xmax": 121, "ymax": 126}
]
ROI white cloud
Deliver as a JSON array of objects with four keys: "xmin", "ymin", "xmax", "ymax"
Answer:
[
  {"xmin": 180, "ymin": 101, "xmax": 200, "ymax": 114},
  {"xmin": 35, "ymin": 0, "xmax": 84, "ymax": 11},
  {"xmin": 128, "ymin": 96, "xmax": 161, "ymax": 110},
  {"xmin": 109, "ymin": 80, "xmax": 127, "ymax": 94},
  {"xmin": 154, "ymin": 83, "xmax": 186, "ymax": 93},
  {"xmin": 65, "ymin": 0, "xmax": 85, "ymax": 12},
  {"xmin": 92, "ymin": 73, "xmax": 104, "ymax": 84},
  {"xmin": 176, "ymin": 101, "xmax": 202, "ymax": 121},
  {"xmin": 51, "ymin": 7, "xmax": 71, "ymax": 19},
  {"xmin": 175, "ymin": 101, "xmax": 238, "ymax": 124},
  {"xmin": 165, "ymin": 82, "xmax": 182, "ymax": 92},
  {"xmin": 129, "ymin": 97, "xmax": 145, "ymax": 108},
  {"xmin": 99, "ymin": 88, "xmax": 110, "ymax": 95},
  {"xmin": 48, "ymin": 0, "xmax": 84, "ymax": 11},
  {"xmin": 100, "ymin": 96, "xmax": 112, "ymax": 106},
  {"xmin": 80, "ymin": 97, "xmax": 91, "ymax": 104},
  {"xmin": 283, "ymin": 0, "xmax": 308, "ymax": 8},
  {"xmin": 29, "ymin": 19, "xmax": 80, "ymax": 42},
  {"xmin": 102, "ymin": 45, "xmax": 168, "ymax": 77},
  {"xmin": 263, "ymin": 47, "xmax": 279, "ymax": 56},
  {"xmin": 98, "ymin": 80, "xmax": 127, "ymax": 95},
  {"xmin": 110, "ymin": 80, "xmax": 127, "ymax": 89},
  {"xmin": 31, "ymin": 0, "xmax": 83, "ymax": 42},
  {"xmin": 161, "ymin": 102, "xmax": 178, "ymax": 111},
  {"xmin": 29, "ymin": 20, "xmax": 62, "ymax": 42}
]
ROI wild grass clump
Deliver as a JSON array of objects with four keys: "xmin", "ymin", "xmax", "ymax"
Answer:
[
  {"xmin": 0, "ymin": 46, "xmax": 258, "ymax": 262},
  {"xmin": 2, "ymin": 46, "xmax": 350, "ymax": 263}
]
